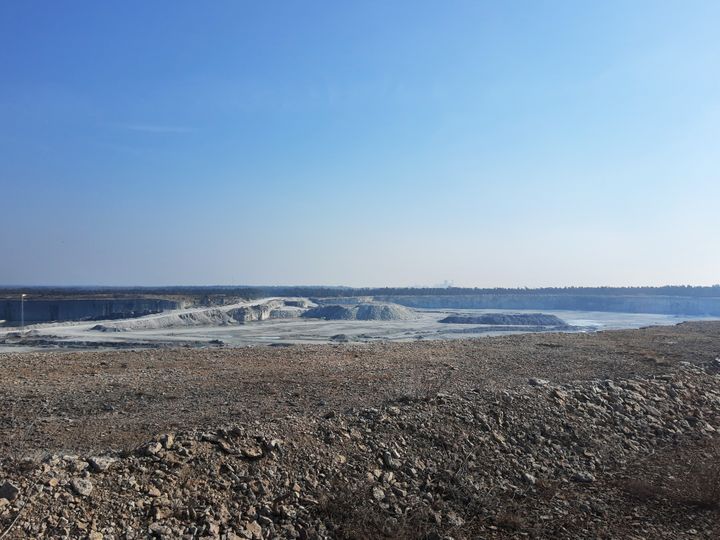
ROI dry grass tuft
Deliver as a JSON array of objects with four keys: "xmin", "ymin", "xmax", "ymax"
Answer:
[
  {"xmin": 316, "ymin": 481, "xmax": 443, "ymax": 540},
  {"xmin": 621, "ymin": 439, "xmax": 720, "ymax": 511},
  {"xmin": 495, "ymin": 511, "xmax": 525, "ymax": 531},
  {"xmin": 622, "ymin": 478, "xmax": 660, "ymax": 502},
  {"xmin": 668, "ymin": 443, "xmax": 720, "ymax": 510}
]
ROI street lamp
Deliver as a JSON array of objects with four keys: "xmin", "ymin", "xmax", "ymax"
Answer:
[{"xmin": 21, "ymin": 293, "xmax": 26, "ymax": 335}]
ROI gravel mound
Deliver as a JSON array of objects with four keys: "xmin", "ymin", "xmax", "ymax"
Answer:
[
  {"xmin": 302, "ymin": 302, "xmax": 416, "ymax": 321},
  {"xmin": 2, "ymin": 361, "xmax": 719, "ymax": 539},
  {"xmin": 89, "ymin": 309, "xmax": 235, "ymax": 331},
  {"xmin": 87, "ymin": 299, "xmax": 307, "ymax": 331},
  {"xmin": 440, "ymin": 313, "xmax": 568, "ymax": 326}
]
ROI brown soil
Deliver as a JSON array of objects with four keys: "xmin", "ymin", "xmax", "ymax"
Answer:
[
  {"xmin": 1, "ymin": 322, "xmax": 719, "ymax": 457},
  {"xmin": 1, "ymin": 322, "xmax": 720, "ymax": 539}
]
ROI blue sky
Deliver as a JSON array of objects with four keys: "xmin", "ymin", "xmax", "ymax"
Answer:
[{"xmin": 1, "ymin": 1, "xmax": 719, "ymax": 286}]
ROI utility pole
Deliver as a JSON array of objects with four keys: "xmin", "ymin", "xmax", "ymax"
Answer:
[{"xmin": 21, "ymin": 293, "xmax": 26, "ymax": 335}]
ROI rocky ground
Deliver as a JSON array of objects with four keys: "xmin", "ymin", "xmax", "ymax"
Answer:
[{"xmin": 1, "ymin": 322, "xmax": 720, "ymax": 539}]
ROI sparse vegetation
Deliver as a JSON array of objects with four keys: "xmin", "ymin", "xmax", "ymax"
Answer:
[
  {"xmin": 668, "ymin": 441, "xmax": 720, "ymax": 510},
  {"xmin": 317, "ymin": 482, "xmax": 442, "ymax": 540}
]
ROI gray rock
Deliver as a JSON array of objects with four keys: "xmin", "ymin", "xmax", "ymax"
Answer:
[
  {"xmin": 89, "ymin": 456, "xmax": 116, "ymax": 472},
  {"xmin": 445, "ymin": 511, "xmax": 465, "ymax": 527},
  {"xmin": 71, "ymin": 477, "xmax": 93, "ymax": 496},
  {"xmin": 69, "ymin": 459, "xmax": 89, "ymax": 473},
  {"xmin": 523, "ymin": 472, "xmax": 537, "ymax": 485},
  {"xmin": 243, "ymin": 521, "xmax": 263, "ymax": 539},
  {"xmin": 143, "ymin": 442, "xmax": 163, "ymax": 456},
  {"xmin": 148, "ymin": 522, "xmax": 173, "ymax": 537},
  {"xmin": 160, "ymin": 433, "xmax": 175, "ymax": 449},
  {"xmin": 382, "ymin": 451, "xmax": 399, "ymax": 469},
  {"xmin": 572, "ymin": 472, "xmax": 596, "ymax": 483},
  {"xmin": 0, "ymin": 481, "xmax": 19, "ymax": 502}
]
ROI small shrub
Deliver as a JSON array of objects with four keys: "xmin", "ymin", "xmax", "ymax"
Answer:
[
  {"xmin": 669, "ymin": 445, "xmax": 720, "ymax": 510},
  {"xmin": 316, "ymin": 481, "xmax": 442, "ymax": 540},
  {"xmin": 622, "ymin": 478, "xmax": 661, "ymax": 502},
  {"xmin": 495, "ymin": 511, "xmax": 525, "ymax": 531},
  {"xmin": 535, "ymin": 478, "xmax": 559, "ymax": 500}
]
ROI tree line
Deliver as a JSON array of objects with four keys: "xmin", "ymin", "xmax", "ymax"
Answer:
[{"xmin": 2, "ymin": 284, "xmax": 719, "ymax": 300}]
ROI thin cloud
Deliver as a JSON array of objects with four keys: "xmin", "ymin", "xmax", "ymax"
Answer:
[{"xmin": 117, "ymin": 124, "xmax": 194, "ymax": 134}]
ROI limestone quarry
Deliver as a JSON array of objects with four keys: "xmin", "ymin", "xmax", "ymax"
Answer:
[
  {"xmin": 1, "ymin": 294, "xmax": 720, "ymax": 539},
  {"xmin": 1, "ymin": 296, "xmax": 713, "ymax": 352},
  {"xmin": 12, "ymin": 299, "xmax": 416, "ymax": 336}
]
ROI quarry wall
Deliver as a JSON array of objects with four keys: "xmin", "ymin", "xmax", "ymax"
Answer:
[
  {"xmin": 377, "ymin": 294, "xmax": 720, "ymax": 316},
  {"xmin": 0, "ymin": 298, "xmax": 181, "ymax": 324}
]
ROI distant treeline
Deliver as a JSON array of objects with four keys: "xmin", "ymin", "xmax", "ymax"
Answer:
[
  {"xmin": 2, "ymin": 285, "xmax": 719, "ymax": 299},
  {"xmin": 253, "ymin": 285, "xmax": 720, "ymax": 299}
]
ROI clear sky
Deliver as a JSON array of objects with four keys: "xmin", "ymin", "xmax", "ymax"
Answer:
[{"xmin": 1, "ymin": 1, "xmax": 719, "ymax": 287}]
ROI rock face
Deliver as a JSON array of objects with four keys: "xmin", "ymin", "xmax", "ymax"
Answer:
[
  {"xmin": 440, "ymin": 313, "xmax": 568, "ymax": 326},
  {"xmin": 226, "ymin": 303, "xmax": 276, "ymax": 323},
  {"xmin": 376, "ymin": 293, "xmax": 720, "ymax": 316},
  {"xmin": 268, "ymin": 307, "xmax": 306, "ymax": 319},
  {"xmin": 0, "ymin": 299, "xmax": 181, "ymax": 323},
  {"xmin": 302, "ymin": 302, "xmax": 416, "ymax": 321}
]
